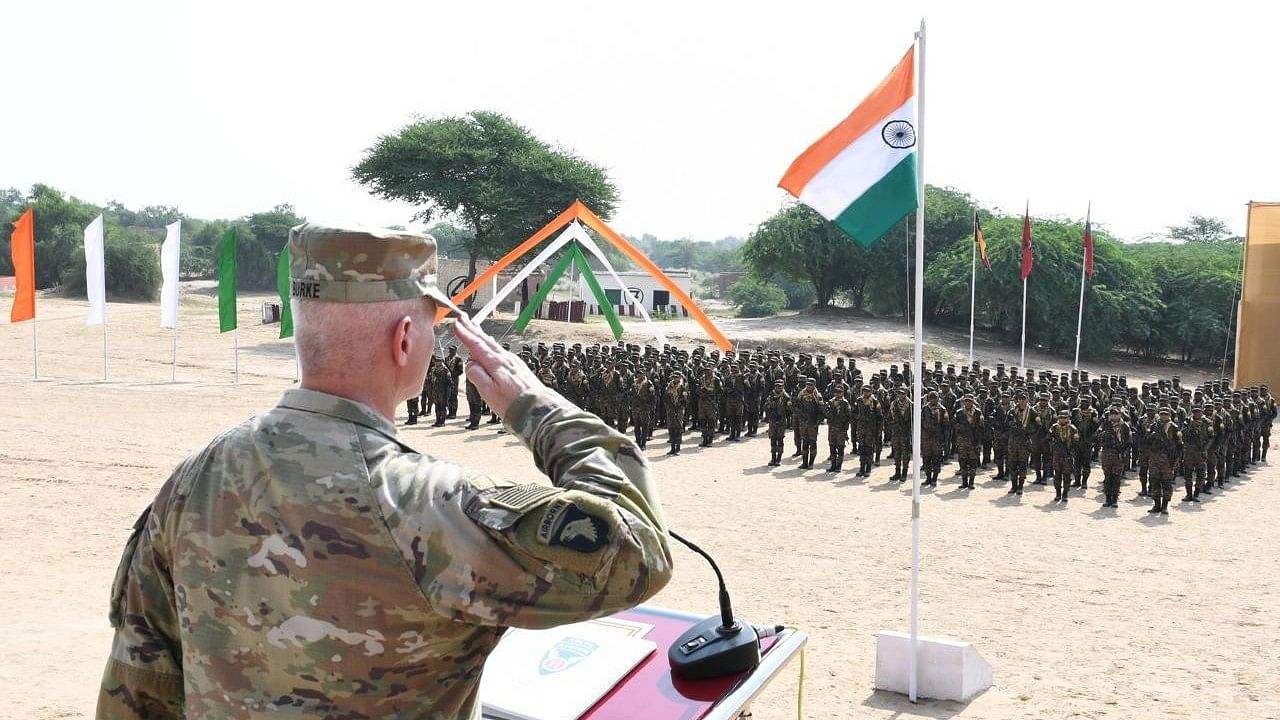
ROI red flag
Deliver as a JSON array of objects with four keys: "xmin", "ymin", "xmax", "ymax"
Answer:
[
  {"xmin": 975, "ymin": 211, "xmax": 992, "ymax": 272},
  {"xmin": 1020, "ymin": 202, "xmax": 1033, "ymax": 281},
  {"xmin": 10, "ymin": 208, "xmax": 35, "ymax": 322},
  {"xmin": 1083, "ymin": 207, "xmax": 1095, "ymax": 279}
]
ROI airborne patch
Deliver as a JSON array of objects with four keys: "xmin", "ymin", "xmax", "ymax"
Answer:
[{"xmin": 536, "ymin": 498, "xmax": 610, "ymax": 553}]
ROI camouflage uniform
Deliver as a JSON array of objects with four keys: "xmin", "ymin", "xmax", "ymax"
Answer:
[
  {"xmin": 1005, "ymin": 399, "xmax": 1034, "ymax": 494},
  {"xmin": 764, "ymin": 383, "xmax": 791, "ymax": 466},
  {"xmin": 854, "ymin": 388, "xmax": 883, "ymax": 477},
  {"xmin": 952, "ymin": 400, "xmax": 983, "ymax": 489},
  {"xmin": 97, "ymin": 222, "xmax": 673, "ymax": 720},
  {"xmin": 1181, "ymin": 409, "xmax": 1215, "ymax": 501},
  {"xmin": 1142, "ymin": 411, "xmax": 1182, "ymax": 515},
  {"xmin": 663, "ymin": 377, "xmax": 688, "ymax": 455},
  {"xmin": 464, "ymin": 376, "xmax": 484, "ymax": 429},
  {"xmin": 429, "ymin": 359, "xmax": 452, "ymax": 426},
  {"xmin": 631, "ymin": 377, "xmax": 656, "ymax": 450},
  {"xmin": 921, "ymin": 398, "xmax": 948, "ymax": 487},
  {"xmin": 1094, "ymin": 414, "xmax": 1131, "ymax": 507},
  {"xmin": 793, "ymin": 381, "xmax": 826, "ymax": 469},
  {"xmin": 1049, "ymin": 413, "xmax": 1079, "ymax": 502},
  {"xmin": 825, "ymin": 388, "xmax": 852, "ymax": 472},
  {"xmin": 889, "ymin": 390, "xmax": 912, "ymax": 481}
]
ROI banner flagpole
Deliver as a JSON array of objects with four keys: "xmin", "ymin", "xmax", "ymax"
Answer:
[
  {"xmin": 1020, "ymin": 279, "xmax": 1028, "ymax": 368},
  {"xmin": 234, "ymin": 327, "xmax": 240, "ymax": 384},
  {"xmin": 171, "ymin": 328, "xmax": 178, "ymax": 383},
  {"xmin": 908, "ymin": 17, "xmax": 926, "ymax": 705},
  {"xmin": 1072, "ymin": 202, "xmax": 1090, "ymax": 370},
  {"xmin": 968, "ymin": 212, "xmax": 977, "ymax": 363},
  {"xmin": 32, "ymin": 319, "xmax": 39, "ymax": 379}
]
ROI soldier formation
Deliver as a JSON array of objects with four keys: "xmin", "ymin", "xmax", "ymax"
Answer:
[{"xmin": 408, "ymin": 341, "xmax": 1276, "ymax": 515}]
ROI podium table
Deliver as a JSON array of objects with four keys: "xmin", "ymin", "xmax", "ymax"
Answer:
[{"xmin": 483, "ymin": 604, "xmax": 807, "ymax": 720}]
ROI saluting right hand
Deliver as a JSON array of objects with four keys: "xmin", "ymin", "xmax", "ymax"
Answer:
[{"xmin": 452, "ymin": 315, "xmax": 543, "ymax": 419}]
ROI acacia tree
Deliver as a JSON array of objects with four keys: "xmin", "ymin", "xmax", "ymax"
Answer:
[
  {"xmin": 352, "ymin": 111, "xmax": 619, "ymax": 309},
  {"xmin": 740, "ymin": 204, "xmax": 858, "ymax": 308}
]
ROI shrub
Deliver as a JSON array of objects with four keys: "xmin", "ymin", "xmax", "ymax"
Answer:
[{"xmin": 728, "ymin": 276, "xmax": 786, "ymax": 318}]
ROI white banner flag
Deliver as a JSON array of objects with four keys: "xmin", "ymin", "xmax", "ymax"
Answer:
[
  {"xmin": 85, "ymin": 214, "xmax": 106, "ymax": 325},
  {"xmin": 160, "ymin": 221, "xmax": 182, "ymax": 328}
]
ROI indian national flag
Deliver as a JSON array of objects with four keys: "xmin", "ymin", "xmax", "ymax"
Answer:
[{"xmin": 779, "ymin": 46, "xmax": 918, "ymax": 248}]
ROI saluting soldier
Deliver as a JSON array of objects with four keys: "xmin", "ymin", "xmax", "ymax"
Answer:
[
  {"xmin": 1135, "ymin": 405, "xmax": 1159, "ymax": 496},
  {"xmin": 991, "ymin": 393, "xmax": 1012, "ymax": 481},
  {"xmin": 96, "ymin": 225, "xmax": 672, "ymax": 720}
]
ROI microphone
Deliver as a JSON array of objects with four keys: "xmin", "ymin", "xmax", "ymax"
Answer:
[{"xmin": 666, "ymin": 530, "xmax": 762, "ymax": 680}]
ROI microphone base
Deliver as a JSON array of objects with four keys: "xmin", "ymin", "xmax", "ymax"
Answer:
[{"xmin": 668, "ymin": 617, "xmax": 761, "ymax": 680}]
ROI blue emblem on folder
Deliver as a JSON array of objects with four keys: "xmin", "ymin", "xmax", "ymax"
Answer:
[{"xmin": 539, "ymin": 636, "xmax": 599, "ymax": 675}]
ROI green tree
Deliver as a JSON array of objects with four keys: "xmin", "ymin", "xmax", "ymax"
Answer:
[
  {"xmin": 1167, "ymin": 214, "xmax": 1239, "ymax": 244},
  {"xmin": 741, "ymin": 204, "xmax": 856, "ymax": 308},
  {"xmin": 61, "ymin": 224, "xmax": 162, "ymax": 301},
  {"xmin": 426, "ymin": 222, "xmax": 475, "ymax": 258},
  {"xmin": 352, "ymin": 111, "xmax": 619, "ymax": 308},
  {"xmin": 727, "ymin": 275, "xmax": 786, "ymax": 317}
]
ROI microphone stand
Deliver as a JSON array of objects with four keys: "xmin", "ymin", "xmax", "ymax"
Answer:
[{"xmin": 667, "ymin": 530, "xmax": 764, "ymax": 680}]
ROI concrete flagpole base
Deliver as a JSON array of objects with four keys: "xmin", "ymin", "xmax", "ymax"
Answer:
[{"xmin": 875, "ymin": 630, "xmax": 992, "ymax": 702}]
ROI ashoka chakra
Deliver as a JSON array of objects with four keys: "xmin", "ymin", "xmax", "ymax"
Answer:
[{"xmin": 882, "ymin": 120, "xmax": 916, "ymax": 149}]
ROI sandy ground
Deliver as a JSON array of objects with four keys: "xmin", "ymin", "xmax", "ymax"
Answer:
[{"xmin": 2, "ymin": 291, "xmax": 1277, "ymax": 720}]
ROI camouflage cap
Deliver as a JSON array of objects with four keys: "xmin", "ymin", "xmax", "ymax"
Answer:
[{"xmin": 287, "ymin": 223, "xmax": 460, "ymax": 313}]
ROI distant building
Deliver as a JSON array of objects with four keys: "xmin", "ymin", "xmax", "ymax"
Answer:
[
  {"xmin": 437, "ymin": 257, "xmax": 547, "ymax": 311},
  {"xmin": 718, "ymin": 272, "xmax": 746, "ymax": 296},
  {"xmin": 576, "ymin": 269, "xmax": 693, "ymax": 315}
]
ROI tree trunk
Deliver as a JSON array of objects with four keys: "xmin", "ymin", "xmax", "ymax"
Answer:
[{"xmin": 464, "ymin": 252, "xmax": 480, "ymax": 312}]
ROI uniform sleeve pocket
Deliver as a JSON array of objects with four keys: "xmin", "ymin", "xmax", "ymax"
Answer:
[{"xmin": 108, "ymin": 506, "xmax": 152, "ymax": 629}]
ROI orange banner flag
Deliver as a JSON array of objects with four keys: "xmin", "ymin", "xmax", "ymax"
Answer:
[{"xmin": 10, "ymin": 208, "xmax": 35, "ymax": 322}]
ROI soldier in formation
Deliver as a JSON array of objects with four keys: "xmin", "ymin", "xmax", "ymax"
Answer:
[{"xmin": 401, "ymin": 339, "xmax": 1275, "ymax": 515}]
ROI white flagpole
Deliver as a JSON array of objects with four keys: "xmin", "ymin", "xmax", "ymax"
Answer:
[
  {"xmin": 1020, "ymin": 278, "xmax": 1028, "ymax": 368},
  {"xmin": 909, "ymin": 17, "xmax": 926, "ymax": 705},
  {"xmin": 171, "ymin": 328, "xmax": 178, "ymax": 383},
  {"xmin": 103, "ymin": 318, "xmax": 109, "ymax": 380},
  {"xmin": 1072, "ymin": 203, "xmax": 1089, "ymax": 370},
  {"xmin": 234, "ymin": 328, "xmax": 240, "ymax": 384},
  {"xmin": 905, "ymin": 223, "xmax": 911, "ymax": 327},
  {"xmin": 968, "ymin": 214, "xmax": 977, "ymax": 363},
  {"xmin": 32, "ymin": 319, "xmax": 39, "ymax": 379}
]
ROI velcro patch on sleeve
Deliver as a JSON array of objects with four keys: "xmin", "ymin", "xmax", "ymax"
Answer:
[
  {"xmin": 489, "ymin": 483, "xmax": 561, "ymax": 512},
  {"xmin": 535, "ymin": 498, "xmax": 611, "ymax": 553}
]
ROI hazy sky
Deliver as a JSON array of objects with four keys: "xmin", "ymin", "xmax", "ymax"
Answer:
[{"xmin": 3, "ymin": 1, "xmax": 1275, "ymax": 242}]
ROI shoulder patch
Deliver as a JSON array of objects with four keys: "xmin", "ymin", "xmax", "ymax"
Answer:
[
  {"xmin": 536, "ymin": 499, "xmax": 611, "ymax": 553},
  {"xmin": 489, "ymin": 483, "xmax": 561, "ymax": 512}
]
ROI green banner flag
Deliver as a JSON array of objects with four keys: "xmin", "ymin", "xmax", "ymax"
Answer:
[
  {"xmin": 275, "ymin": 247, "xmax": 293, "ymax": 339},
  {"xmin": 217, "ymin": 227, "xmax": 237, "ymax": 333},
  {"xmin": 570, "ymin": 244, "xmax": 624, "ymax": 340},
  {"xmin": 513, "ymin": 250, "xmax": 575, "ymax": 333}
]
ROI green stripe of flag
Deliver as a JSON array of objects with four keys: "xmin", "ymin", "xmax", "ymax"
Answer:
[
  {"xmin": 217, "ymin": 228, "xmax": 237, "ymax": 333},
  {"xmin": 513, "ymin": 249, "xmax": 576, "ymax": 333},
  {"xmin": 570, "ymin": 244, "xmax": 624, "ymax": 340},
  {"xmin": 275, "ymin": 247, "xmax": 293, "ymax": 339},
  {"xmin": 832, "ymin": 153, "xmax": 919, "ymax": 248}
]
